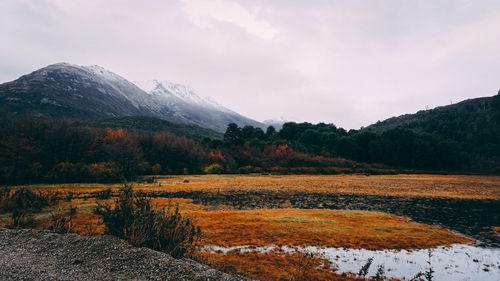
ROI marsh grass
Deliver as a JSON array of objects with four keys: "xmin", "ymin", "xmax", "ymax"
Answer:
[
  {"xmin": 0, "ymin": 174, "xmax": 483, "ymax": 280},
  {"xmin": 263, "ymin": 216, "xmax": 335, "ymax": 224}
]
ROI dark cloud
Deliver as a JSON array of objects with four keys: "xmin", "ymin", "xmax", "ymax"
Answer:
[{"xmin": 1, "ymin": 0, "xmax": 499, "ymax": 128}]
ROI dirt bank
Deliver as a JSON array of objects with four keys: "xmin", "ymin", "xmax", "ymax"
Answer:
[{"xmin": 0, "ymin": 228, "xmax": 249, "ymax": 281}]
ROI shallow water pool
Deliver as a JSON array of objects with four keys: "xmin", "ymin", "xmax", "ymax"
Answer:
[{"xmin": 205, "ymin": 244, "xmax": 500, "ymax": 280}]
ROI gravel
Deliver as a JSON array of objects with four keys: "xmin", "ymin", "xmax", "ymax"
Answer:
[{"xmin": 0, "ymin": 228, "xmax": 250, "ymax": 281}]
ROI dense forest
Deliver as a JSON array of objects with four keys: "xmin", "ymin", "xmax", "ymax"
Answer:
[
  {"xmin": 0, "ymin": 113, "xmax": 385, "ymax": 185},
  {"xmin": 1, "ymin": 92, "xmax": 499, "ymax": 184}
]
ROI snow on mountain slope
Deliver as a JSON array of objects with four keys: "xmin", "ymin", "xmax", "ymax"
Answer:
[
  {"xmin": 134, "ymin": 80, "xmax": 232, "ymax": 113},
  {"xmin": 76, "ymin": 64, "xmax": 164, "ymax": 112},
  {"xmin": 134, "ymin": 80, "xmax": 264, "ymax": 131},
  {"xmin": 0, "ymin": 63, "xmax": 164, "ymax": 118},
  {"xmin": 0, "ymin": 63, "xmax": 264, "ymax": 132}
]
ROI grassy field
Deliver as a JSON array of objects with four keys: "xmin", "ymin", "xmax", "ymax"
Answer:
[
  {"xmin": 19, "ymin": 174, "xmax": 500, "ymax": 199},
  {"xmin": 2, "ymin": 174, "xmax": 498, "ymax": 280}
]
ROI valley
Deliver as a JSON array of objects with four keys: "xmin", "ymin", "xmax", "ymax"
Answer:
[
  {"xmin": 3, "ymin": 1, "xmax": 500, "ymax": 280},
  {"xmin": 2, "ymin": 174, "xmax": 499, "ymax": 280}
]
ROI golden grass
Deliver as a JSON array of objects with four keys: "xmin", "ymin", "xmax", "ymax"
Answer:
[
  {"xmin": 13, "ymin": 174, "xmax": 500, "ymax": 199},
  {"xmin": 3, "ymin": 174, "xmax": 489, "ymax": 280},
  {"xmin": 146, "ymin": 197, "xmax": 474, "ymax": 250},
  {"xmin": 149, "ymin": 174, "xmax": 500, "ymax": 199},
  {"xmin": 187, "ymin": 207, "xmax": 473, "ymax": 250},
  {"xmin": 3, "ymin": 196, "xmax": 471, "ymax": 250},
  {"xmin": 196, "ymin": 249, "xmax": 362, "ymax": 281}
]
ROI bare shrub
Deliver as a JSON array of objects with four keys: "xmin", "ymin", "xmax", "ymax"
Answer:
[
  {"xmin": 49, "ymin": 206, "xmax": 77, "ymax": 234},
  {"xmin": 372, "ymin": 264, "xmax": 386, "ymax": 281},
  {"xmin": 95, "ymin": 188, "xmax": 112, "ymax": 199},
  {"xmin": 203, "ymin": 164, "xmax": 224, "ymax": 174},
  {"xmin": 425, "ymin": 250, "xmax": 435, "ymax": 281},
  {"xmin": 94, "ymin": 184, "xmax": 201, "ymax": 258},
  {"xmin": 80, "ymin": 221, "xmax": 101, "ymax": 236},
  {"xmin": 409, "ymin": 272, "xmax": 425, "ymax": 281},
  {"xmin": 0, "ymin": 188, "xmax": 58, "ymax": 227},
  {"xmin": 358, "ymin": 257, "xmax": 373, "ymax": 278},
  {"xmin": 289, "ymin": 252, "xmax": 316, "ymax": 281}
]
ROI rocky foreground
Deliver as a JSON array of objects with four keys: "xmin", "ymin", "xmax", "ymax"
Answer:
[{"xmin": 0, "ymin": 228, "xmax": 249, "ymax": 281}]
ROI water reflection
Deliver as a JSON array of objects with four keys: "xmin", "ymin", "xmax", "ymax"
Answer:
[{"xmin": 205, "ymin": 244, "xmax": 500, "ymax": 281}]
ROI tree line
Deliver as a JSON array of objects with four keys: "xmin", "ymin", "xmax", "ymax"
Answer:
[
  {"xmin": 0, "ymin": 113, "xmax": 385, "ymax": 185},
  {"xmin": 1, "ymin": 104, "xmax": 496, "ymax": 185}
]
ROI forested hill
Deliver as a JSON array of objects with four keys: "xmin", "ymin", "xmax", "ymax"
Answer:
[
  {"xmin": 367, "ymin": 93, "xmax": 500, "ymax": 142},
  {"xmin": 365, "ymin": 92, "xmax": 500, "ymax": 172},
  {"xmin": 249, "ymin": 92, "xmax": 499, "ymax": 174}
]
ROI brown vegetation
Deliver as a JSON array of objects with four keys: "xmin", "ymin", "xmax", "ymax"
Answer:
[
  {"xmin": 94, "ymin": 185, "xmax": 201, "ymax": 258},
  {"xmin": 145, "ymin": 174, "xmax": 500, "ymax": 199},
  {"xmin": 186, "ymin": 207, "xmax": 473, "ymax": 250},
  {"xmin": 1, "ymin": 174, "xmax": 493, "ymax": 280}
]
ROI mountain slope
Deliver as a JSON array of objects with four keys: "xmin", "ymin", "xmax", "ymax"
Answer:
[
  {"xmin": 0, "ymin": 63, "xmax": 166, "ymax": 119},
  {"xmin": 367, "ymin": 94, "xmax": 500, "ymax": 143},
  {"xmin": 85, "ymin": 116, "xmax": 223, "ymax": 140},
  {"xmin": 366, "ymin": 93, "xmax": 500, "ymax": 171},
  {"xmin": 134, "ymin": 80, "xmax": 264, "ymax": 132},
  {"xmin": 0, "ymin": 63, "xmax": 263, "ymax": 132}
]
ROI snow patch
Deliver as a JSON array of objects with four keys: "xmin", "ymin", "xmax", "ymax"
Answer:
[{"xmin": 134, "ymin": 80, "xmax": 234, "ymax": 113}]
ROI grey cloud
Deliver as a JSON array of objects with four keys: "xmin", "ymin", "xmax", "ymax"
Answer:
[{"xmin": 1, "ymin": 0, "xmax": 499, "ymax": 129}]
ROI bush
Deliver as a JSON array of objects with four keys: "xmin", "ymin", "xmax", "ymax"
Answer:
[
  {"xmin": 94, "ymin": 185, "xmax": 201, "ymax": 258},
  {"xmin": 237, "ymin": 166, "xmax": 263, "ymax": 174},
  {"xmin": 45, "ymin": 161, "xmax": 124, "ymax": 183},
  {"xmin": 89, "ymin": 162, "xmax": 123, "ymax": 182},
  {"xmin": 137, "ymin": 161, "xmax": 152, "ymax": 175},
  {"xmin": 48, "ymin": 206, "xmax": 77, "ymax": 234},
  {"xmin": 151, "ymin": 163, "xmax": 162, "ymax": 174},
  {"xmin": 0, "ymin": 188, "xmax": 59, "ymax": 227},
  {"xmin": 45, "ymin": 162, "xmax": 87, "ymax": 182},
  {"xmin": 95, "ymin": 188, "xmax": 112, "ymax": 200},
  {"xmin": 203, "ymin": 164, "xmax": 224, "ymax": 174}
]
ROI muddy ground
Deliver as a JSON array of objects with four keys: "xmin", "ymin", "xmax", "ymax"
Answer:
[{"xmin": 135, "ymin": 190, "xmax": 500, "ymax": 248}]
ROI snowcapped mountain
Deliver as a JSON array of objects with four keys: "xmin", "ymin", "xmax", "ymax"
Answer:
[
  {"xmin": 134, "ymin": 80, "xmax": 228, "ymax": 111},
  {"xmin": 138, "ymin": 80, "xmax": 205, "ymax": 105},
  {"xmin": 0, "ymin": 63, "xmax": 164, "ymax": 119},
  {"xmin": 0, "ymin": 63, "xmax": 263, "ymax": 132},
  {"xmin": 134, "ymin": 80, "xmax": 263, "ymax": 132}
]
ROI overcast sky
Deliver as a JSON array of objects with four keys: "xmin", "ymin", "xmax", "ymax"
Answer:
[{"xmin": 1, "ymin": 0, "xmax": 500, "ymax": 129}]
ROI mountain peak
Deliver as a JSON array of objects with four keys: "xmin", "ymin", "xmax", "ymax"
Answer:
[
  {"xmin": 134, "ymin": 80, "xmax": 229, "ymax": 112},
  {"xmin": 1, "ymin": 63, "xmax": 264, "ymax": 132}
]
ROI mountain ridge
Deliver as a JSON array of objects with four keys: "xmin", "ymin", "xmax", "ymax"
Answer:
[
  {"xmin": 0, "ymin": 63, "xmax": 263, "ymax": 132},
  {"xmin": 133, "ymin": 79, "xmax": 263, "ymax": 131}
]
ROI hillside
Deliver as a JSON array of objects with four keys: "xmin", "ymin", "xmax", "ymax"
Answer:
[
  {"xmin": 0, "ymin": 228, "xmax": 248, "ymax": 281},
  {"xmin": 365, "ymin": 93, "xmax": 500, "ymax": 171},
  {"xmin": 0, "ymin": 63, "xmax": 161, "ymax": 119},
  {"xmin": 367, "ymin": 93, "xmax": 500, "ymax": 142},
  {"xmin": 0, "ymin": 63, "xmax": 262, "ymax": 132},
  {"xmin": 85, "ymin": 116, "xmax": 223, "ymax": 140}
]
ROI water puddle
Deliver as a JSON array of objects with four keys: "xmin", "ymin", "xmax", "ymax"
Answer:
[{"xmin": 204, "ymin": 244, "xmax": 500, "ymax": 281}]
